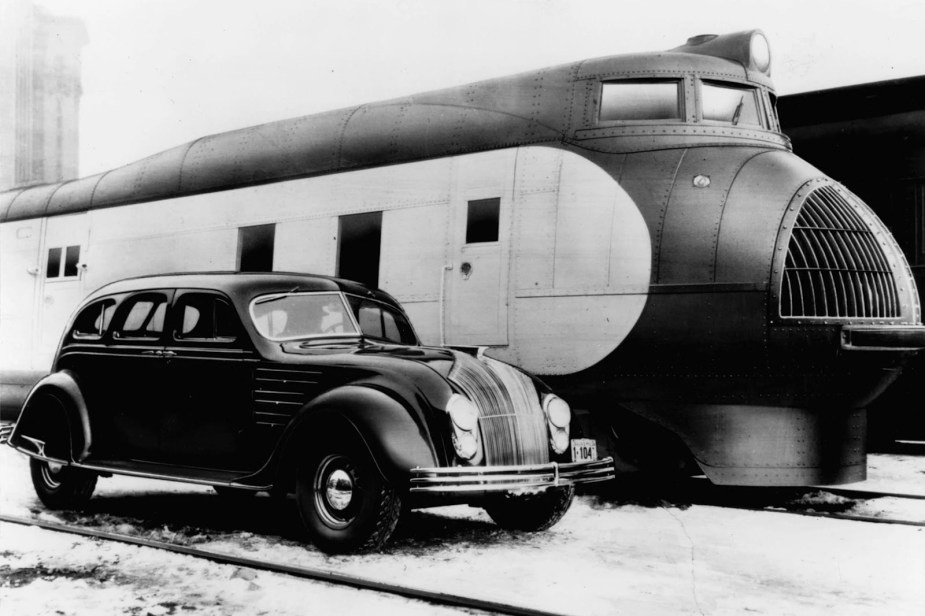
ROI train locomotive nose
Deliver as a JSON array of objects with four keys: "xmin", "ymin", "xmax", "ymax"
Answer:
[
  {"xmin": 772, "ymin": 179, "xmax": 920, "ymax": 323},
  {"xmin": 604, "ymin": 147, "xmax": 925, "ymax": 486}
]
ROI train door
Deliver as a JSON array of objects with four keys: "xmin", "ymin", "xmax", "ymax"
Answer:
[
  {"xmin": 36, "ymin": 213, "xmax": 89, "ymax": 368},
  {"xmin": 0, "ymin": 220, "xmax": 42, "ymax": 372},
  {"xmin": 445, "ymin": 192, "xmax": 510, "ymax": 347}
]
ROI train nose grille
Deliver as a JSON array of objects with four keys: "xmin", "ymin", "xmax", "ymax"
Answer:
[
  {"xmin": 448, "ymin": 352, "xmax": 549, "ymax": 466},
  {"xmin": 779, "ymin": 185, "xmax": 901, "ymax": 319}
]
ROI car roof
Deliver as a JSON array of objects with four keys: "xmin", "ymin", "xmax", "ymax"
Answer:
[{"xmin": 84, "ymin": 271, "xmax": 402, "ymax": 309}]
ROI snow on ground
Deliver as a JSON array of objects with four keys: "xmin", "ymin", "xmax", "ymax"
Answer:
[{"xmin": 2, "ymin": 445, "xmax": 925, "ymax": 616}]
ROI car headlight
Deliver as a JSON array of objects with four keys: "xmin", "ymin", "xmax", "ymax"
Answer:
[
  {"xmin": 543, "ymin": 395, "xmax": 571, "ymax": 429},
  {"xmin": 447, "ymin": 394, "xmax": 479, "ymax": 432},
  {"xmin": 447, "ymin": 394, "xmax": 482, "ymax": 462},
  {"xmin": 543, "ymin": 394, "xmax": 571, "ymax": 454}
]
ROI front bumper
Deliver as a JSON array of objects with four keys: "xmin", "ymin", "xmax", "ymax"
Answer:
[
  {"xmin": 841, "ymin": 325, "xmax": 925, "ymax": 351},
  {"xmin": 409, "ymin": 457, "xmax": 615, "ymax": 494}
]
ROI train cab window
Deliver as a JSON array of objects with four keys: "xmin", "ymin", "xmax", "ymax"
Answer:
[
  {"xmin": 701, "ymin": 82, "xmax": 764, "ymax": 127},
  {"xmin": 600, "ymin": 81, "xmax": 682, "ymax": 121},
  {"xmin": 71, "ymin": 299, "xmax": 118, "ymax": 340},
  {"xmin": 174, "ymin": 293, "xmax": 240, "ymax": 342},
  {"xmin": 114, "ymin": 294, "xmax": 168, "ymax": 340},
  {"xmin": 466, "ymin": 198, "xmax": 500, "ymax": 243},
  {"xmin": 46, "ymin": 245, "xmax": 81, "ymax": 279}
]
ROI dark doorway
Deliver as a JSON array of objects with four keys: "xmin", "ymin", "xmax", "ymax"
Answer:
[
  {"xmin": 338, "ymin": 212, "xmax": 382, "ymax": 288},
  {"xmin": 238, "ymin": 224, "xmax": 276, "ymax": 272}
]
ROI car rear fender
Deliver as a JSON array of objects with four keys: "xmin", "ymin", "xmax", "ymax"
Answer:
[
  {"xmin": 9, "ymin": 371, "xmax": 92, "ymax": 464},
  {"xmin": 276, "ymin": 385, "xmax": 439, "ymax": 488}
]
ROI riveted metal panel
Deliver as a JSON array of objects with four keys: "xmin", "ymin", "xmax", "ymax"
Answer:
[
  {"xmin": 45, "ymin": 174, "xmax": 104, "ymax": 217},
  {"xmin": 715, "ymin": 150, "xmax": 822, "ymax": 284},
  {"xmin": 658, "ymin": 147, "xmax": 764, "ymax": 284}
]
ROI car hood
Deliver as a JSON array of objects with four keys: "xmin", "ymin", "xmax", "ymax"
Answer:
[{"xmin": 279, "ymin": 338, "xmax": 457, "ymax": 377}]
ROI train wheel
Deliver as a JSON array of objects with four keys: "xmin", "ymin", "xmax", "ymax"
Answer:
[
  {"xmin": 484, "ymin": 485, "xmax": 575, "ymax": 532},
  {"xmin": 296, "ymin": 441, "xmax": 401, "ymax": 553},
  {"xmin": 30, "ymin": 457, "xmax": 97, "ymax": 509}
]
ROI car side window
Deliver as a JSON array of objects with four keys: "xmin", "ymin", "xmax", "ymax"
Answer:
[
  {"xmin": 70, "ymin": 298, "xmax": 118, "ymax": 340},
  {"xmin": 113, "ymin": 294, "xmax": 169, "ymax": 340},
  {"xmin": 174, "ymin": 293, "xmax": 240, "ymax": 342},
  {"xmin": 346, "ymin": 296, "xmax": 417, "ymax": 345}
]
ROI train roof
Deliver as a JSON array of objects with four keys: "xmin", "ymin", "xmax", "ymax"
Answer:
[{"xmin": 1, "ymin": 30, "xmax": 776, "ymax": 223}]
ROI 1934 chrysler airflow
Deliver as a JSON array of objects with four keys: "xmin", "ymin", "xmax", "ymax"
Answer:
[{"xmin": 7, "ymin": 272, "xmax": 613, "ymax": 552}]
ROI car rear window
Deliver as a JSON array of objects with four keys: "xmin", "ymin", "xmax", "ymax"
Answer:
[{"xmin": 71, "ymin": 298, "xmax": 118, "ymax": 340}]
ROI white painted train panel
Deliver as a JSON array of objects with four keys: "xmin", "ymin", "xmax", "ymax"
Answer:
[{"xmin": 0, "ymin": 145, "xmax": 651, "ymax": 377}]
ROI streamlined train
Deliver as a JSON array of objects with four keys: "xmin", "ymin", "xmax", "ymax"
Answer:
[
  {"xmin": 779, "ymin": 76, "xmax": 925, "ymax": 443},
  {"xmin": 2, "ymin": 30, "xmax": 923, "ymax": 486}
]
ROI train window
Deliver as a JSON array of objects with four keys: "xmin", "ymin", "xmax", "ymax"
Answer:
[
  {"xmin": 466, "ymin": 198, "xmax": 500, "ymax": 243},
  {"xmin": 238, "ymin": 224, "xmax": 276, "ymax": 272},
  {"xmin": 701, "ymin": 82, "xmax": 763, "ymax": 127},
  {"xmin": 63, "ymin": 245, "xmax": 81, "ymax": 276},
  {"xmin": 599, "ymin": 81, "xmax": 681, "ymax": 121},
  {"xmin": 338, "ymin": 212, "xmax": 382, "ymax": 288},
  {"xmin": 71, "ymin": 299, "xmax": 117, "ymax": 340},
  {"xmin": 46, "ymin": 245, "xmax": 81, "ymax": 279},
  {"xmin": 46, "ymin": 248, "xmax": 62, "ymax": 278}
]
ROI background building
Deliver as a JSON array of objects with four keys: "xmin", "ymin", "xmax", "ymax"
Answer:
[{"xmin": 0, "ymin": 0, "xmax": 86, "ymax": 190}]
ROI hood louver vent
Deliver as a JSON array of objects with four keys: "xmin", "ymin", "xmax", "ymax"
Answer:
[{"xmin": 779, "ymin": 185, "xmax": 900, "ymax": 319}]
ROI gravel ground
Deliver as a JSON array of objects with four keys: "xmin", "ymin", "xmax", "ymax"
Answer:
[{"xmin": 2, "ymin": 445, "xmax": 924, "ymax": 615}]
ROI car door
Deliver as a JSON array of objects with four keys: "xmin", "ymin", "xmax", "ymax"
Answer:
[
  {"xmin": 159, "ymin": 290, "xmax": 262, "ymax": 470},
  {"xmin": 85, "ymin": 290, "xmax": 173, "ymax": 461}
]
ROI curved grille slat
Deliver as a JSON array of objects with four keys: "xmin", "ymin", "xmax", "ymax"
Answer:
[
  {"xmin": 448, "ymin": 352, "xmax": 549, "ymax": 466},
  {"xmin": 780, "ymin": 186, "xmax": 900, "ymax": 319}
]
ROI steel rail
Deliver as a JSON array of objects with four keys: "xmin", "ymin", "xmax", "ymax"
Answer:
[
  {"xmin": 814, "ymin": 487, "xmax": 925, "ymax": 501},
  {"xmin": 0, "ymin": 513, "xmax": 566, "ymax": 616},
  {"xmin": 760, "ymin": 509, "xmax": 925, "ymax": 527}
]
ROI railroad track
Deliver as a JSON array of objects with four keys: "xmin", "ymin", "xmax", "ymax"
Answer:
[
  {"xmin": 590, "ymin": 478, "xmax": 925, "ymax": 528},
  {"xmin": 0, "ymin": 512, "xmax": 564, "ymax": 616}
]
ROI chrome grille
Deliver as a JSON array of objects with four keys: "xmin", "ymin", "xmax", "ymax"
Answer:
[
  {"xmin": 780, "ymin": 185, "xmax": 900, "ymax": 319},
  {"xmin": 448, "ymin": 352, "xmax": 549, "ymax": 465}
]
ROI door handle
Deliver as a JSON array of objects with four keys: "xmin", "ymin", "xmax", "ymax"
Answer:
[
  {"xmin": 161, "ymin": 350, "xmax": 176, "ymax": 358},
  {"xmin": 142, "ymin": 350, "xmax": 159, "ymax": 355}
]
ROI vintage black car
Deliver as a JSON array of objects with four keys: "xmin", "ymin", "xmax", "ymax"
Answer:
[{"xmin": 8, "ymin": 272, "xmax": 613, "ymax": 552}]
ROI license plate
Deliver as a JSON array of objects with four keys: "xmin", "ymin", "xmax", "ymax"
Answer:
[{"xmin": 570, "ymin": 438, "xmax": 597, "ymax": 463}]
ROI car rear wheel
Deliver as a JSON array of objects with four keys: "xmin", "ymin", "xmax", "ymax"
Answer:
[
  {"xmin": 30, "ymin": 457, "xmax": 97, "ymax": 509},
  {"xmin": 296, "ymin": 440, "xmax": 401, "ymax": 554},
  {"xmin": 484, "ymin": 485, "xmax": 575, "ymax": 532}
]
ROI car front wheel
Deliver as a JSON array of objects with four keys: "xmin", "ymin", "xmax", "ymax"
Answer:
[
  {"xmin": 484, "ymin": 485, "xmax": 575, "ymax": 532},
  {"xmin": 30, "ymin": 457, "xmax": 97, "ymax": 509},
  {"xmin": 296, "ymin": 441, "xmax": 401, "ymax": 554}
]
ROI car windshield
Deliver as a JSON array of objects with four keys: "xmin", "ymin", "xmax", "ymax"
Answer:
[{"xmin": 250, "ymin": 292, "xmax": 359, "ymax": 341}]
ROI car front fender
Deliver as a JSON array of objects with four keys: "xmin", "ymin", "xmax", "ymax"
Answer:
[
  {"xmin": 9, "ymin": 371, "xmax": 92, "ymax": 463},
  {"xmin": 276, "ymin": 385, "xmax": 441, "ymax": 487}
]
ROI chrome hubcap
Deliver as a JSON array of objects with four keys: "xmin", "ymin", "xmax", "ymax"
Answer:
[
  {"xmin": 41, "ymin": 462, "xmax": 63, "ymax": 489},
  {"xmin": 325, "ymin": 469, "xmax": 354, "ymax": 511},
  {"xmin": 313, "ymin": 455, "xmax": 359, "ymax": 529}
]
